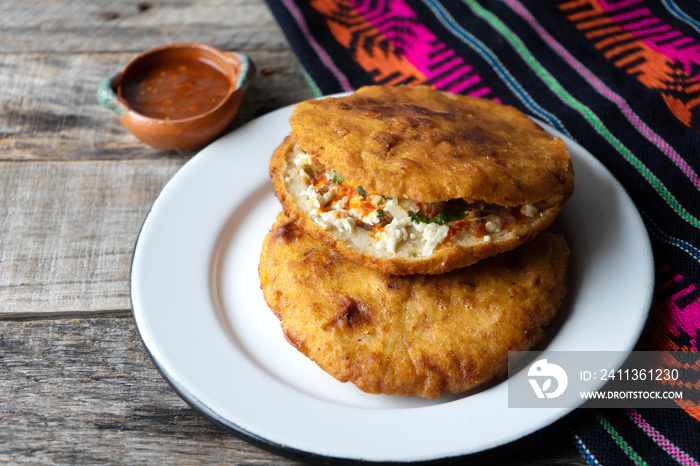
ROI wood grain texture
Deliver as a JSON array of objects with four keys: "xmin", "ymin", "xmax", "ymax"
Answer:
[
  {"xmin": 0, "ymin": 159, "xmax": 184, "ymax": 316},
  {"xmin": 0, "ymin": 317, "xmax": 303, "ymax": 464},
  {"xmin": 0, "ymin": 0, "xmax": 289, "ymax": 53},
  {"xmin": 0, "ymin": 50, "xmax": 313, "ymax": 160}
]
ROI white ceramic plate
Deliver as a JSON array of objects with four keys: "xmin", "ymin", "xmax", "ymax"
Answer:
[{"xmin": 131, "ymin": 101, "xmax": 654, "ymax": 463}]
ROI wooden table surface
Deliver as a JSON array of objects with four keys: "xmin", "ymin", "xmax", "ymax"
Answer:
[{"xmin": 0, "ymin": 1, "xmax": 587, "ymax": 463}]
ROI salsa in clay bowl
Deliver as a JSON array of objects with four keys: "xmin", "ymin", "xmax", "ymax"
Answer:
[{"xmin": 98, "ymin": 42, "xmax": 255, "ymax": 151}]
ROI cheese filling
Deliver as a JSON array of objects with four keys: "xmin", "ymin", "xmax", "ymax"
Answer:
[{"xmin": 291, "ymin": 152, "xmax": 539, "ymax": 256}]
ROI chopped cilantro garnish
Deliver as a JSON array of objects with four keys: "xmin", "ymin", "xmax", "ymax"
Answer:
[
  {"xmin": 302, "ymin": 165, "xmax": 314, "ymax": 176},
  {"xmin": 355, "ymin": 186, "xmax": 367, "ymax": 198},
  {"xmin": 408, "ymin": 209, "xmax": 465, "ymax": 225},
  {"xmin": 376, "ymin": 209, "xmax": 384, "ymax": 218},
  {"xmin": 432, "ymin": 209, "xmax": 466, "ymax": 225},
  {"xmin": 407, "ymin": 211, "xmax": 431, "ymax": 224},
  {"xmin": 330, "ymin": 170, "xmax": 344, "ymax": 184}
]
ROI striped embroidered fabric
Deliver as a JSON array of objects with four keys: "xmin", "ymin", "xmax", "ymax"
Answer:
[{"xmin": 265, "ymin": 0, "xmax": 700, "ymax": 463}]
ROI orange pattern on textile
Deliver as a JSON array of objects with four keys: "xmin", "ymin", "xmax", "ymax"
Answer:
[
  {"xmin": 643, "ymin": 265, "xmax": 700, "ymax": 422},
  {"xmin": 311, "ymin": 0, "xmax": 427, "ymax": 86},
  {"xmin": 559, "ymin": 0, "xmax": 700, "ymax": 130},
  {"xmin": 310, "ymin": 0, "xmax": 491, "ymax": 97}
]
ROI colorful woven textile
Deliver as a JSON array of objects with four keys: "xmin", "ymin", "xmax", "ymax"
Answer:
[{"xmin": 264, "ymin": 0, "xmax": 700, "ymax": 463}]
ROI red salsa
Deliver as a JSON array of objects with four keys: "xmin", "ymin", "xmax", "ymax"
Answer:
[{"xmin": 123, "ymin": 58, "xmax": 230, "ymax": 120}]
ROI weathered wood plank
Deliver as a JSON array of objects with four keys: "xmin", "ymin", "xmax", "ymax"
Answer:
[
  {"xmin": 0, "ymin": 316, "xmax": 303, "ymax": 464},
  {"xmin": 0, "ymin": 0, "xmax": 289, "ymax": 53},
  {"xmin": 0, "ymin": 160, "xmax": 185, "ymax": 316},
  {"xmin": 0, "ymin": 50, "xmax": 314, "ymax": 160},
  {"xmin": 0, "ymin": 316, "xmax": 584, "ymax": 465}
]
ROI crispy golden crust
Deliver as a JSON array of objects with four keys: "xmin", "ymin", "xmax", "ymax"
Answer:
[
  {"xmin": 289, "ymin": 85, "xmax": 574, "ymax": 205},
  {"xmin": 259, "ymin": 213, "xmax": 570, "ymax": 399},
  {"xmin": 270, "ymin": 135, "xmax": 565, "ymax": 275}
]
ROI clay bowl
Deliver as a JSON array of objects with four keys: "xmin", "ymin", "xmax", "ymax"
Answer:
[{"xmin": 98, "ymin": 42, "xmax": 255, "ymax": 151}]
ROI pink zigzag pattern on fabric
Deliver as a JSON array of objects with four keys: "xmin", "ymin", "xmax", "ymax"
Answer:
[
  {"xmin": 656, "ymin": 264, "xmax": 700, "ymax": 350},
  {"xmin": 596, "ymin": 1, "xmax": 700, "ymax": 79},
  {"xmin": 350, "ymin": 0, "xmax": 489, "ymax": 96},
  {"xmin": 507, "ymin": 0, "xmax": 700, "ymax": 192}
]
